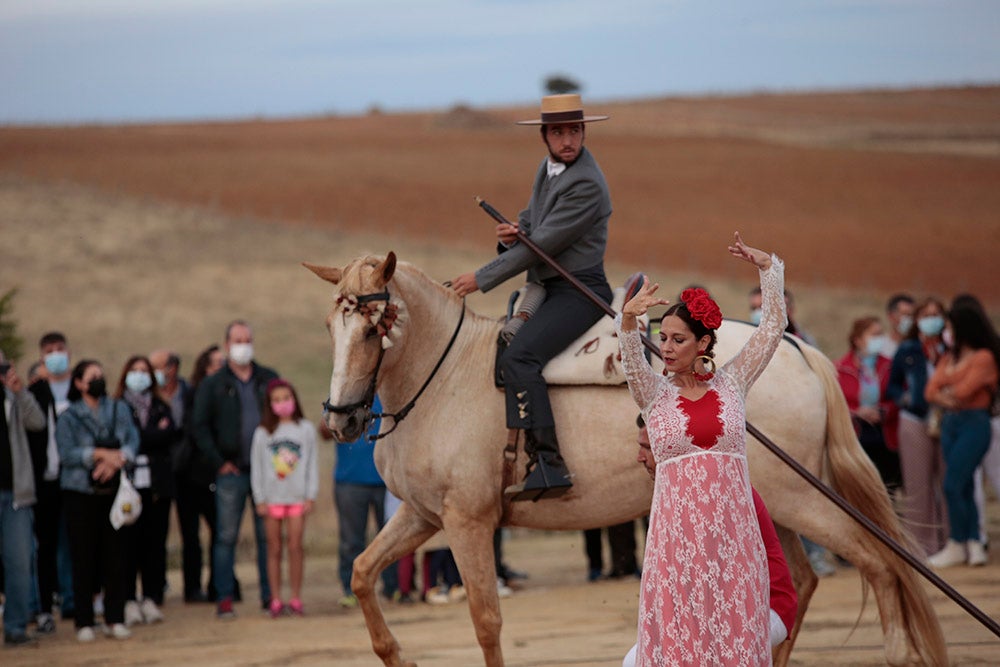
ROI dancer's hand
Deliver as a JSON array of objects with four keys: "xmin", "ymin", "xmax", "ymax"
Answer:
[
  {"xmin": 728, "ymin": 232, "xmax": 772, "ymax": 271},
  {"xmin": 622, "ymin": 278, "xmax": 670, "ymax": 331}
]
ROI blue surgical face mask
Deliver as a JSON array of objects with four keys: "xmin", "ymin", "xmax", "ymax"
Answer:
[
  {"xmin": 44, "ymin": 350, "xmax": 69, "ymax": 375},
  {"xmin": 864, "ymin": 335, "xmax": 885, "ymax": 358},
  {"xmin": 125, "ymin": 370, "xmax": 152, "ymax": 393},
  {"xmin": 154, "ymin": 369, "xmax": 168, "ymax": 387},
  {"xmin": 748, "ymin": 308, "xmax": 762, "ymax": 326},
  {"xmin": 896, "ymin": 315, "xmax": 913, "ymax": 336},
  {"xmin": 917, "ymin": 316, "xmax": 945, "ymax": 337}
]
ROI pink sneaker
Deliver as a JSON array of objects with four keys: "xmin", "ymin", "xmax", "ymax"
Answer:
[
  {"xmin": 288, "ymin": 598, "xmax": 304, "ymax": 616},
  {"xmin": 269, "ymin": 599, "xmax": 285, "ymax": 619}
]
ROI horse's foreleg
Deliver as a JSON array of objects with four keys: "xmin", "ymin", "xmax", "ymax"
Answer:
[
  {"xmin": 352, "ymin": 503, "xmax": 438, "ymax": 667},
  {"xmin": 444, "ymin": 516, "xmax": 504, "ymax": 667},
  {"xmin": 772, "ymin": 526, "xmax": 816, "ymax": 667}
]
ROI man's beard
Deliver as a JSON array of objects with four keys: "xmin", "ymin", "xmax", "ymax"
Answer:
[{"xmin": 548, "ymin": 147, "xmax": 581, "ymax": 165}]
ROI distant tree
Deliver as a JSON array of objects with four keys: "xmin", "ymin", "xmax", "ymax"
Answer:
[
  {"xmin": 544, "ymin": 75, "xmax": 582, "ymax": 96},
  {"xmin": 0, "ymin": 287, "xmax": 24, "ymax": 362}
]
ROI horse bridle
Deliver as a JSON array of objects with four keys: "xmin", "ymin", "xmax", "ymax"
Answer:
[{"xmin": 322, "ymin": 288, "xmax": 466, "ymax": 442}]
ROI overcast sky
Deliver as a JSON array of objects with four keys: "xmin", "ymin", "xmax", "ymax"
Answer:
[{"xmin": 1, "ymin": 0, "xmax": 998, "ymax": 125}]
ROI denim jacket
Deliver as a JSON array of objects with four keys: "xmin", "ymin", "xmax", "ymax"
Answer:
[
  {"xmin": 56, "ymin": 397, "xmax": 139, "ymax": 494},
  {"xmin": 886, "ymin": 338, "xmax": 934, "ymax": 419}
]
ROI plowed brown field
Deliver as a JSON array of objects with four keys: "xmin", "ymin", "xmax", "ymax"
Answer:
[{"xmin": 2, "ymin": 86, "xmax": 999, "ymax": 304}]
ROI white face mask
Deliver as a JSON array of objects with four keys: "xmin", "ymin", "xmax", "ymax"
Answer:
[
  {"xmin": 228, "ymin": 343, "xmax": 254, "ymax": 366},
  {"xmin": 864, "ymin": 335, "xmax": 885, "ymax": 358},
  {"xmin": 125, "ymin": 370, "xmax": 152, "ymax": 393},
  {"xmin": 748, "ymin": 308, "xmax": 762, "ymax": 326},
  {"xmin": 896, "ymin": 315, "xmax": 913, "ymax": 336}
]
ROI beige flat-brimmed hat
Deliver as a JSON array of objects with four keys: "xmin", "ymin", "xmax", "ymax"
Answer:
[{"xmin": 516, "ymin": 94, "xmax": 609, "ymax": 125}]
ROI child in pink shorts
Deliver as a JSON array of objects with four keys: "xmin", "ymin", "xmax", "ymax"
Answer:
[{"xmin": 251, "ymin": 379, "xmax": 318, "ymax": 618}]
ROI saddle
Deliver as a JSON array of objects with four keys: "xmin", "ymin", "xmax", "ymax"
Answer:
[{"xmin": 495, "ymin": 275, "xmax": 650, "ymax": 387}]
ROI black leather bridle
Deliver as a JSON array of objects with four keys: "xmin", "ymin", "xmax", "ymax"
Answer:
[{"xmin": 322, "ymin": 288, "xmax": 466, "ymax": 442}]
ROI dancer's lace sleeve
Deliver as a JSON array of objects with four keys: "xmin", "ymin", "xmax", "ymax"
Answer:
[
  {"xmin": 723, "ymin": 256, "xmax": 787, "ymax": 396},
  {"xmin": 614, "ymin": 313, "xmax": 666, "ymax": 411}
]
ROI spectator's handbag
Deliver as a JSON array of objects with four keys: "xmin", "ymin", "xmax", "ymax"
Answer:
[
  {"xmin": 110, "ymin": 473, "xmax": 142, "ymax": 530},
  {"xmin": 926, "ymin": 405, "xmax": 943, "ymax": 439}
]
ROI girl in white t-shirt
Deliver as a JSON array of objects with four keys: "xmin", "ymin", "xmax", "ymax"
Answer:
[{"xmin": 251, "ymin": 378, "xmax": 318, "ymax": 618}]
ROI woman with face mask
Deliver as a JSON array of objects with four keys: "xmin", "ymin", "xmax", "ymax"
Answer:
[
  {"xmin": 924, "ymin": 300, "xmax": 1000, "ymax": 568},
  {"xmin": 836, "ymin": 316, "xmax": 902, "ymax": 494},
  {"xmin": 886, "ymin": 298, "xmax": 949, "ymax": 557},
  {"xmin": 55, "ymin": 359, "xmax": 140, "ymax": 643},
  {"xmin": 115, "ymin": 355, "xmax": 180, "ymax": 626}
]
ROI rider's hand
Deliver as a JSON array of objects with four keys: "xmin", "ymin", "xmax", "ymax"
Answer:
[
  {"xmin": 497, "ymin": 222, "xmax": 519, "ymax": 245},
  {"xmin": 450, "ymin": 272, "xmax": 479, "ymax": 297}
]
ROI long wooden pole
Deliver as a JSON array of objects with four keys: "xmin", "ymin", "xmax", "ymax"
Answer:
[{"xmin": 476, "ymin": 196, "xmax": 1000, "ymax": 639}]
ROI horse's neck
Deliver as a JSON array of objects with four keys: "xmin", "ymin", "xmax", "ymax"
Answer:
[{"xmin": 380, "ymin": 269, "xmax": 498, "ymax": 409}]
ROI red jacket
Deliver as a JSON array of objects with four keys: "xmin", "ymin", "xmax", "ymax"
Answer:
[{"xmin": 835, "ymin": 351, "xmax": 899, "ymax": 451}]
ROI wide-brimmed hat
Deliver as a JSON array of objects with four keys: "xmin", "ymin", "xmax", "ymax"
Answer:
[{"xmin": 516, "ymin": 94, "xmax": 609, "ymax": 126}]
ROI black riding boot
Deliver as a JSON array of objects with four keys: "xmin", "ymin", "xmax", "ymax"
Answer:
[{"xmin": 504, "ymin": 427, "xmax": 573, "ymax": 502}]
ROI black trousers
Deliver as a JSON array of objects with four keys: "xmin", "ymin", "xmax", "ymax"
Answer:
[
  {"xmin": 584, "ymin": 521, "xmax": 639, "ymax": 576},
  {"xmin": 32, "ymin": 478, "xmax": 62, "ymax": 615},
  {"xmin": 63, "ymin": 490, "xmax": 128, "ymax": 628},
  {"xmin": 175, "ymin": 477, "xmax": 217, "ymax": 598},
  {"xmin": 500, "ymin": 272, "xmax": 611, "ymax": 430},
  {"xmin": 124, "ymin": 491, "xmax": 171, "ymax": 605}
]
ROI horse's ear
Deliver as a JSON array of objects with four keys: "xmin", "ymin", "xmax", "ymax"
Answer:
[
  {"xmin": 302, "ymin": 262, "xmax": 343, "ymax": 285},
  {"xmin": 374, "ymin": 252, "xmax": 397, "ymax": 287}
]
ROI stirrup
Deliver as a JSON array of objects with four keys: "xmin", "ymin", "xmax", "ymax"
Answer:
[{"xmin": 503, "ymin": 457, "xmax": 573, "ymax": 503}]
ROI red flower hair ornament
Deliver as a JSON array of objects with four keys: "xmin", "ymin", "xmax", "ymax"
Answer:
[{"xmin": 681, "ymin": 288, "xmax": 723, "ymax": 330}]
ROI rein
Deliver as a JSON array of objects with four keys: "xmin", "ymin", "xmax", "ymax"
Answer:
[{"xmin": 322, "ymin": 288, "xmax": 467, "ymax": 442}]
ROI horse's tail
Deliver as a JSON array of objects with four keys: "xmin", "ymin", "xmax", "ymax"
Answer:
[{"xmin": 799, "ymin": 343, "xmax": 948, "ymax": 666}]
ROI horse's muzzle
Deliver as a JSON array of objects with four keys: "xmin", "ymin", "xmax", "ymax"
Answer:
[{"xmin": 327, "ymin": 406, "xmax": 372, "ymax": 443}]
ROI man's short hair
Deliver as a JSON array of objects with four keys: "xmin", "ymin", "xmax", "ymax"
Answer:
[
  {"xmin": 886, "ymin": 293, "xmax": 914, "ymax": 314},
  {"xmin": 224, "ymin": 319, "xmax": 252, "ymax": 342},
  {"xmin": 38, "ymin": 331, "xmax": 67, "ymax": 348}
]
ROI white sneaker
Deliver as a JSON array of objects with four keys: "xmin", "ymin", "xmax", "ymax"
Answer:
[
  {"xmin": 927, "ymin": 539, "xmax": 967, "ymax": 568},
  {"xmin": 140, "ymin": 598, "xmax": 164, "ymax": 623},
  {"xmin": 124, "ymin": 600, "xmax": 144, "ymax": 626},
  {"xmin": 76, "ymin": 626, "xmax": 96, "ymax": 643},
  {"xmin": 425, "ymin": 587, "xmax": 451, "ymax": 605},
  {"xmin": 496, "ymin": 579, "xmax": 513, "ymax": 599},
  {"xmin": 967, "ymin": 540, "xmax": 988, "ymax": 566},
  {"xmin": 105, "ymin": 623, "xmax": 131, "ymax": 640}
]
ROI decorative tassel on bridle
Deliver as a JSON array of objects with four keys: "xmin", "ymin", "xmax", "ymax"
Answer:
[{"xmin": 335, "ymin": 292, "xmax": 400, "ymax": 349}]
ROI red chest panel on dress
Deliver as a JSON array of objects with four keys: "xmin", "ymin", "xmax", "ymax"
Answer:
[{"xmin": 678, "ymin": 389, "xmax": 724, "ymax": 449}]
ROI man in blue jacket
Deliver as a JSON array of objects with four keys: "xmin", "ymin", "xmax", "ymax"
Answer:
[{"xmin": 451, "ymin": 94, "xmax": 613, "ymax": 501}]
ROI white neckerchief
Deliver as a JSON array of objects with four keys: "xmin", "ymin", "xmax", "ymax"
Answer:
[{"xmin": 546, "ymin": 159, "xmax": 566, "ymax": 179}]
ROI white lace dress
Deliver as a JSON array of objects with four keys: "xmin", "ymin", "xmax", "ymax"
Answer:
[{"xmin": 616, "ymin": 258, "xmax": 786, "ymax": 667}]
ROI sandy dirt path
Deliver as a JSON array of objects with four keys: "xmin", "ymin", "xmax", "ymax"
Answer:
[{"xmin": 8, "ymin": 528, "xmax": 998, "ymax": 666}]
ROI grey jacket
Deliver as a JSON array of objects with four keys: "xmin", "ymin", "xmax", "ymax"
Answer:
[
  {"xmin": 475, "ymin": 146, "xmax": 611, "ymax": 292},
  {"xmin": 3, "ymin": 385, "xmax": 45, "ymax": 508}
]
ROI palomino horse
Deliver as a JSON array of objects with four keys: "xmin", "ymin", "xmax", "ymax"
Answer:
[{"xmin": 305, "ymin": 253, "xmax": 945, "ymax": 667}]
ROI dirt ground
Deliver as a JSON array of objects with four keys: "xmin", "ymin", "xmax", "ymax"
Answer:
[{"xmin": 7, "ymin": 526, "xmax": 999, "ymax": 667}]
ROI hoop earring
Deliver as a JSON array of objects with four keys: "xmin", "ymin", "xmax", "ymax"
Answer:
[{"xmin": 693, "ymin": 355, "xmax": 716, "ymax": 382}]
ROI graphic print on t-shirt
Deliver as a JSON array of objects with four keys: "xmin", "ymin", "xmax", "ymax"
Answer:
[{"xmin": 269, "ymin": 440, "xmax": 301, "ymax": 479}]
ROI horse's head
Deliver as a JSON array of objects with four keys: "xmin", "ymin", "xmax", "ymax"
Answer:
[{"xmin": 303, "ymin": 252, "xmax": 401, "ymax": 442}]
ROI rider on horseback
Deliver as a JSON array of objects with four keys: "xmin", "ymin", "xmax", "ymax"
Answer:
[{"xmin": 451, "ymin": 94, "xmax": 613, "ymax": 501}]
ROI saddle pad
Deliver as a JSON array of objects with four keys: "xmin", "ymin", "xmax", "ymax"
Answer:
[{"xmin": 529, "ymin": 287, "xmax": 648, "ymax": 386}]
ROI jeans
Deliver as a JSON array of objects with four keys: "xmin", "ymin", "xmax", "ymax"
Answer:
[
  {"xmin": 212, "ymin": 472, "xmax": 270, "ymax": 604},
  {"xmin": 0, "ymin": 491, "xmax": 34, "ymax": 637},
  {"xmin": 941, "ymin": 409, "xmax": 991, "ymax": 542},
  {"xmin": 334, "ymin": 483, "xmax": 396, "ymax": 596}
]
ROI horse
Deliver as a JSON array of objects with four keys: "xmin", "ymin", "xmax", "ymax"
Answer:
[{"xmin": 305, "ymin": 252, "xmax": 946, "ymax": 667}]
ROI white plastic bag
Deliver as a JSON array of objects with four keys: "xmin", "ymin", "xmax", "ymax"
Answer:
[{"xmin": 110, "ymin": 474, "xmax": 143, "ymax": 530}]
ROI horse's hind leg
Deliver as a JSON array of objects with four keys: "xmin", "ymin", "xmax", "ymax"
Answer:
[
  {"xmin": 772, "ymin": 526, "xmax": 816, "ymax": 667},
  {"xmin": 352, "ymin": 503, "xmax": 438, "ymax": 667},
  {"xmin": 443, "ymin": 515, "xmax": 505, "ymax": 667}
]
